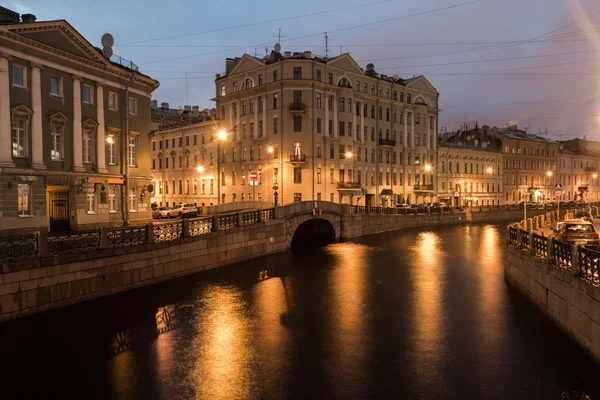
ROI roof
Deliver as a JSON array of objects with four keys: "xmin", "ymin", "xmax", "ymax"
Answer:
[{"xmin": 439, "ymin": 141, "xmax": 501, "ymax": 153}]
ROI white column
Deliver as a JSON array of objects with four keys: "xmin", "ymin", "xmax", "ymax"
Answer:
[
  {"xmin": 402, "ymin": 110, "xmax": 408, "ymax": 148},
  {"xmin": 31, "ymin": 62, "xmax": 45, "ymax": 169},
  {"xmin": 359, "ymin": 101, "xmax": 364, "ymax": 141},
  {"xmin": 229, "ymin": 103, "xmax": 233, "ymax": 132},
  {"xmin": 410, "ymin": 111, "xmax": 415, "ymax": 149},
  {"xmin": 333, "ymin": 96, "xmax": 338, "ymax": 137},
  {"xmin": 426, "ymin": 115, "xmax": 431, "ymax": 150},
  {"xmin": 262, "ymin": 96, "xmax": 266, "ymax": 137},
  {"xmin": 433, "ymin": 117, "xmax": 437, "ymax": 152},
  {"xmin": 325, "ymin": 95, "xmax": 330, "ymax": 137},
  {"xmin": 0, "ymin": 54, "xmax": 14, "ymax": 167},
  {"xmin": 96, "ymin": 83, "xmax": 107, "ymax": 173},
  {"xmin": 72, "ymin": 75, "xmax": 84, "ymax": 172},
  {"xmin": 352, "ymin": 97, "xmax": 356, "ymax": 140},
  {"xmin": 236, "ymin": 100, "xmax": 241, "ymax": 141}
]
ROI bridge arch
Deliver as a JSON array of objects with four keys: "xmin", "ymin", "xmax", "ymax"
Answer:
[{"xmin": 287, "ymin": 212, "xmax": 340, "ymax": 251}]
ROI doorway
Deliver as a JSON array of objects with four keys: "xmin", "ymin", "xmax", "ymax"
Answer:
[{"xmin": 47, "ymin": 187, "xmax": 70, "ymax": 232}]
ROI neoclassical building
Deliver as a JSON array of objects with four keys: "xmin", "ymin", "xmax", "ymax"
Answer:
[
  {"xmin": 211, "ymin": 47, "xmax": 440, "ymax": 206},
  {"xmin": 0, "ymin": 10, "xmax": 158, "ymax": 233}
]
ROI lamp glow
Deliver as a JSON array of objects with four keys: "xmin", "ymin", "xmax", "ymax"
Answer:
[
  {"xmin": 216, "ymin": 129, "xmax": 227, "ymax": 141},
  {"xmin": 424, "ymin": 165, "xmax": 432, "ymax": 172},
  {"xmin": 345, "ymin": 152, "xmax": 353, "ymax": 159},
  {"xmin": 267, "ymin": 147, "xmax": 274, "ymax": 153},
  {"xmin": 106, "ymin": 136, "xmax": 114, "ymax": 144},
  {"xmin": 197, "ymin": 166, "xmax": 205, "ymax": 173},
  {"xmin": 486, "ymin": 167, "xmax": 493, "ymax": 174},
  {"xmin": 594, "ymin": 173, "xmax": 598, "ymax": 179},
  {"xmin": 546, "ymin": 171, "xmax": 553, "ymax": 177}
]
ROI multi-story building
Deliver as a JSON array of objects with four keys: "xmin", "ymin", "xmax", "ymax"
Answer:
[
  {"xmin": 0, "ymin": 9, "xmax": 159, "ymax": 233},
  {"xmin": 437, "ymin": 134, "xmax": 502, "ymax": 206},
  {"xmin": 149, "ymin": 101, "xmax": 221, "ymax": 206},
  {"xmin": 212, "ymin": 47, "xmax": 440, "ymax": 206},
  {"xmin": 558, "ymin": 138, "xmax": 600, "ymax": 202}
]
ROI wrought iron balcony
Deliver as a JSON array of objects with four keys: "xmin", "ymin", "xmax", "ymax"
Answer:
[
  {"xmin": 414, "ymin": 184, "xmax": 434, "ymax": 191},
  {"xmin": 337, "ymin": 182, "xmax": 362, "ymax": 189},
  {"xmin": 290, "ymin": 154, "xmax": 307, "ymax": 163},
  {"xmin": 290, "ymin": 103, "xmax": 306, "ymax": 112},
  {"xmin": 584, "ymin": 167, "xmax": 596, "ymax": 172},
  {"xmin": 379, "ymin": 138, "xmax": 396, "ymax": 146}
]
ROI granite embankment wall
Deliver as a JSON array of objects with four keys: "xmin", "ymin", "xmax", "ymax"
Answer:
[{"xmin": 505, "ymin": 243, "xmax": 600, "ymax": 364}]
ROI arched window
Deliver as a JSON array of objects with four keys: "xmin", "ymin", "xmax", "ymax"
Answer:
[{"xmin": 245, "ymin": 78, "xmax": 252, "ymax": 90}]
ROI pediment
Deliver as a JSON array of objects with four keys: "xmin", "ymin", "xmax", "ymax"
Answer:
[
  {"xmin": 3, "ymin": 21, "xmax": 112, "ymax": 67},
  {"xmin": 228, "ymin": 54, "xmax": 265, "ymax": 76},
  {"xmin": 406, "ymin": 76, "xmax": 439, "ymax": 95},
  {"xmin": 48, "ymin": 111, "xmax": 70, "ymax": 123},
  {"xmin": 327, "ymin": 54, "xmax": 364, "ymax": 75},
  {"xmin": 11, "ymin": 104, "xmax": 33, "ymax": 116},
  {"xmin": 83, "ymin": 117, "xmax": 99, "ymax": 128}
]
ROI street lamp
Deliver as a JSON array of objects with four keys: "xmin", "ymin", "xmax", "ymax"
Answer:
[
  {"xmin": 486, "ymin": 166, "xmax": 499, "ymax": 205},
  {"xmin": 267, "ymin": 146, "xmax": 277, "ymax": 205},
  {"xmin": 215, "ymin": 129, "xmax": 228, "ymax": 204},
  {"xmin": 197, "ymin": 165, "xmax": 205, "ymax": 174},
  {"xmin": 345, "ymin": 152, "xmax": 357, "ymax": 205}
]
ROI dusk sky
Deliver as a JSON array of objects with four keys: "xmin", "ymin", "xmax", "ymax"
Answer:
[{"xmin": 9, "ymin": 0, "xmax": 600, "ymax": 140}]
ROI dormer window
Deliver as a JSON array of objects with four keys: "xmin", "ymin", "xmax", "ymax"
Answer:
[{"xmin": 245, "ymin": 78, "xmax": 252, "ymax": 89}]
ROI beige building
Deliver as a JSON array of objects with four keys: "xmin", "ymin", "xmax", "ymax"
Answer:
[
  {"xmin": 211, "ymin": 47, "xmax": 440, "ymax": 206},
  {"xmin": 557, "ymin": 138, "xmax": 600, "ymax": 202},
  {"xmin": 437, "ymin": 139, "xmax": 502, "ymax": 206},
  {"xmin": 0, "ymin": 9, "xmax": 159, "ymax": 233}
]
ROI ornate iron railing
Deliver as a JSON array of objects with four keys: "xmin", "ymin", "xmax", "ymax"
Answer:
[
  {"xmin": 217, "ymin": 213, "xmax": 238, "ymax": 230},
  {"xmin": 0, "ymin": 233, "xmax": 38, "ymax": 261},
  {"xmin": 519, "ymin": 229, "xmax": 530, "ymax": 252},
  {"xmin": 551, "ymin": 240, "xmax": 572, "ymax": 270},
  {"xmin": 153, "ymin": 222, "xmax": 183, "ymax": 243},
  {"xmin": 508, "ymin": 227, "xmax": 519, "ymax": 246},
  {"xmin": 241, "ymin": 210, "xmax": 260, "ymax": 225},
  {"xmin": 531, "ymin": 234, "xmax": 548, "ymax": 260},
  {"xmin": 48, "ymin": 229, "xmax": 100, "ymax": 255},
  {"xmin": 188, "ymin": 217, "xmax": 213, "ymax": 236},
  {"xmin": 578, "ymin": 247, "xmax": 600, "ymax": 286},
  {"xmin": 261, "ymin": 208, "xmax": 275, "ymax": 221},
  {"xmin": 107, "ymin": 226, "xmax": 148, "ymax": 247}
]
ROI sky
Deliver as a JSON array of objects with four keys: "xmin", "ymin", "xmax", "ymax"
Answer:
[{"xmin": 8, "ymin": 0, "xmax": 600, "ymax": 140}]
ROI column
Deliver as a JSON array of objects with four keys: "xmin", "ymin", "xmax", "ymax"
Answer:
[
  {"xmin": 229, "ymin": 103, "xmax": 233, "ymax": 132},
  {"xmin": 333, "ymin": 95, "xmax": 338, "ymax": 138},
  {"xmin": 426, "ymin": 115, "xmax": 431, "ymax": 150},
  {"xmin": 254, "ymin": 96, "xmax": 258, "ymax": 138},
  {"xmin": 31, "ymin": 62, "xmax": 45, "ymax": 169},
  {"xmin": 96, "ymin": 83, "xmax": 107, "ymax": 173},
  {"xmin": 433, "ymin": 117, "xmax": 437, "ymax": 152},
  {"xmin": 236, "ymin": 100, "xmax": 241, "ymax": 141},
  {"xmin": 325, "ymin": 94, "xmax": 330, "ymax": 137},
  {"xmin": 0, "ymin": 54, "xmax": 14, "ymax": 167},
  {"xmin": 262, "ymin": 96, "xmax": 266, "ymax": 137},
  {"xmin": 359, "ymin": 101, "xmax": 364, "ymax": 140},
  {"xmin": 402, "ymin": 110, "xmax": 407, "ymax": 148},
  {"xmin": 410, "ymin": 110, "xmax": 415, "ymax": 149},
  {"xmin": 72, "ymin": 75, "xmax": 84, "ymax": 172},
  {"xmin": 352, "ymin": 97, "xmax": 356, "ymax": 140}
]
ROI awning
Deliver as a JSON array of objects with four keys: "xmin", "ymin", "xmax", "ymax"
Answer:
[{"xmin": 380, "ymin": 189, "xmax": 393, "ymax": 197}]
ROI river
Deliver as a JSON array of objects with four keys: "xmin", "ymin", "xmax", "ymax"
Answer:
[{"xmin": 2, "ymin": 222, "xmax": 599, "ymax": 399}]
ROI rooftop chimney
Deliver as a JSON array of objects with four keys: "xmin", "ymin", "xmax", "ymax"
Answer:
[
  {"xmin": 225, "ymin": 58, "xmax": 236, "ymax": 74},
  {"xmin": 160, "ymin": 102, "xmax": 169, "ymax": 109},
  {"xmin": 150, "ymin": 100, "xmax": 158, "ymax": 110},
  {"xmin": 183, "ymin": 105, "xmax": 192, "ymax": 112},
  {"xmin": 284, "ymin": 51, "xmax": 291, "ymax": 59},
  {"xmin": 21, "ymin": 13, "xmax": 36, "ymax": 23},
  {"xmin": 303, "ymin": 51, "xmax": 312, "ymax": 59},
  {"xmin": 192, "ymin": 106, "xmax": 200, "ymax": 117}
]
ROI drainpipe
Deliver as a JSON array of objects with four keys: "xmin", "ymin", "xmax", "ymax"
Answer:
[{"xmin": 123, "ymin": 72, "xmax": 136, "ymax": 226}]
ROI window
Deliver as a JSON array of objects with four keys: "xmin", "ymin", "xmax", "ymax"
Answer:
[
  {"xmin": 87, "ymin": 191, "xmax": 97, "ymax": 214},
  {"xmin": 293, "ymin": 116, "xmax": 302, "ymax": 132},
  {"xmin": 50, "ymin": 76, "xmax": 62, "ymax": 96},
  {"xmin": 328, "ymin": 73, "xmax": 333, "ymax": 84},
  {"xmin": 317, "ymin": 168, "xmax": 322, "ymax": 184},
  {"xmin": 128, "ymin": 97, "xmax": 137, "ymax": 115},
  {"xmin": 107, "ymin": 135, "xmax": 117, "ymax": 165},
  {"xmin": 11, "ymin": 119, "xmax": 27, "ymax": 157},
  {"xmin": 273, "ymin": 70, "xmax": 279, "ymax": 82},
  {"xmin": 244, "ymin": 78, "xmax": 252, "ymax": 90},
  {"xmin": 273, "ymin": 93, "xmax": 279, "ymax": 109},
  {"xmin": 294, "ymin": 167, "xmax": 302, "ymax": 183},
  {"xmin": 316, "ymin": 93, "xmax": 322, "ymax": 108},
  {"xmin": 83, "ymin": 129, "xmax": 94, "ymax": 163},
  {"xmin": 316, "ymin": 142, "xmax": 322, "ymax": 158},
  {"xmin": 250, "ymin": 99, "xmax": 255, "ymax": 113},
  {"xmin": 259, "ymin": 96, "xmax": 264, "ymax": 112},
  {"xmin": 293, "ymin": 67, "xmax": 302, "ymax": 80},
  {"xmin": 51, "ymin": 125, "xmax": 63, "ymax": 160},
  {"xmin": 17, "ymin": 183, "xmax": 31, "ymax": 215},
  {"xmin": 273, "ymin": 117, "xmax": 279, "ymax": 134},
  {"xmin": 330, "ymin": 144, "xmax": 335, "ymax": 159},
  {"xmin": 339, "ymin": 121, "xmax": 345, "ymax": 136},
  {"xmin": 242, "ymin": 101, "xmax": 247, "ymax": 115},
  {"xmin": 273, "ymin": 167, "xmax": 279, "ymax": 184},
  {"xmin": 128, "ymin": 136, "xmax": 137, "ymax": 166},
  {"xmin": 129, "ymin": 188, "xmax": 137, "ymax": 212},
  {"xmin": 294, "ymin": 193, "xmax": 302, "ymax": 202},
  {"xmin": 316, "ymin": 70, "xmax": 322, "ymax": 81},
  {"xmin": 317, "ymin": 118, "xmax": 322, "ymax": 134},
  {"xmin": 12, "ymin": 65, "xmax": 26, "ymax": 88},
  {"xmin": 104, "ymin": 92, "xmax": 116, "ymax": 111},
  {"xmin": 109, "ymin": 186, "xmax": 117, "ymax": 212},
  {"xmin": 339, "ymin": 97, "xmax": 345, "ymax": 112},
  {"xmin": 83, "ymin": 84, "xmax": 93, "ymax": 104},
  {"xmin": 221, "ymin": 85, "xmax": 226, "ymax": 96}
]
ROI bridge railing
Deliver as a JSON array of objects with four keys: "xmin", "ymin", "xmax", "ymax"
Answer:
[{"xmin": 506, "ymin": 225, "xmax": 600, "ymax": 287}]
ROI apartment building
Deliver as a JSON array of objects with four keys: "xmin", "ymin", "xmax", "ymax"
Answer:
[
  {"xmin": 211, "ymin": 46, "xmax": 440, "ymax": 206},
  {"xmin": 437, "ymin": 136, "xmax": 502, "ymax": 206},
  {"xmin": 558, "ymin": 138, "xmax": 600, "ymax": 202},
  {"xmin": 149, "ymin": 102, "xmax": 220, "ymax": 206},
  {"xmin": 0, "ymin": 9, "xmax": 159, "ymax": 233}
]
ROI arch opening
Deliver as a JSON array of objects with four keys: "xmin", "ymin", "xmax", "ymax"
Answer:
[{"xmin": 291, "ymin": 219, "xmax": 335, "ymax": 252}]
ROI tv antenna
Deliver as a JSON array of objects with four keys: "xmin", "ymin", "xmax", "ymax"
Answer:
[
  {"xmin": 324, "ymin": 32, "xmax": 329, "ymax": 58},
  {"xmin": 272, "ymin": 28, "xmax": 285, "ymax": 44}
]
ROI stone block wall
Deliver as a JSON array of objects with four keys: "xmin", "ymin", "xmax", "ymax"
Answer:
[
  {"xmin": 505, "ymin": 245, "xmax": 600, "ymax": 364},
  {"xmin": 341, "ymin": 213, "xmax": 466, "ymax": 238}
]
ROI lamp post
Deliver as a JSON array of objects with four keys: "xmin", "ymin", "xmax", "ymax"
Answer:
[
  {"xmin": 196, "ymin": 165, "xmax": 205, "ymax": 206},
  {"xmin": 345, "ymin": 151, "xmax": 356, "ymax": 205},
  {"xmin": 546, "ymin": 170, "xmax": 553, "ymax": 204},
  {"xmin": 424, "ymin": 164, "xmax": 432, "ymax": 204},
  {"xmin": 267, "ymin": 146, "xmax": 276, "ymax": 205},
  {"xmin": 215, "ymin": 129, "xmax": 227, "ymax": 204},
  {"xmin": 486, "ymin": 166, "xmax": 499, "ymax": 206}
]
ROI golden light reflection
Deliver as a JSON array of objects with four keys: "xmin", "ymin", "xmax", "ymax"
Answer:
[
  {"xmin": 409, "ymin": 232, "xmax": 447, "ymax": 382},
  {"xmin": 190, "ymin": 285, "xmax": 254, "ymax": 400}
]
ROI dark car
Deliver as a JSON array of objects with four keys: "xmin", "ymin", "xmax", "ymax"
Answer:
[
  {"xmin": 553, "ymin": 219, "xmax": 599, "ymax": 248},
  {"xmin": 430, "ymin": 202, "xmax": 444, "ymax": 213},
  {"xmin": 411, "ymin": 203, "xmax": 427, "ymax": 213},
  {"xmin": 575, "ymin": 211, "xmax": 593, "ymax": 221}
]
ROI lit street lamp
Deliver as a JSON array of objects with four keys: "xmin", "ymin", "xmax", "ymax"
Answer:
[
  {"xmin": 267, "ymin": 146, "xmax": 277, "ymax": 205},
  {"xmin": 486, "ymin": 166, "xmax": 499, "ymax": 205},
  {"xmin": 215, "ymin": 129, "xmax": 227, "ymax": 204}
]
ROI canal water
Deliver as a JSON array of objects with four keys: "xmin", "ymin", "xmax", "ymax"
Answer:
[{"xmin": 2, "ymin": 222, "xmax": 600, "ymax": 399}]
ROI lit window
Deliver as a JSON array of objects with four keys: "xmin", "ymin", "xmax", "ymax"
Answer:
[
  {"xmin": 221, "ymin": 85, "xmax": 226, "ymax": 96},
  {"xmin": 17, "ymin": 184, "xmax": 31, "ymax": 216},
  {"xmin": 107, "ymin": 135, "xmax": 117, "ymax": 165},
  {"xmin": 12, "ymin": 65, "xmax": 26, "ymax": 88},
  {"xmin": 50, "ymin": 76, "xmax": 61, "ymax": 96},
  {"xmin": 129, "ymin": 188, "xmax": 137, "ymax": 211},
  {"xmin": 128, "ymin": 97, "xmax": 137, "ymax": 115},
  {"xmin": 128, "ymin": 136, "xmax": 137, "ymax": 166},
  {"xmin": 12, "ymin": 119, "xmax": 27, "ymax": 157},
  {"xmin": 87, "ymin": 192, "xmax": 97, "ymax": 214},
  {"xmin": 109, "ymin": 186, "xmax": 117, "ymax": 212},
  {"xmin": 83, "ymin": 129, "xmax": 94, "ymax": 163},
  {"xmin": 51, "ymin": 125, "xmax": 63, "ymax": 160}
]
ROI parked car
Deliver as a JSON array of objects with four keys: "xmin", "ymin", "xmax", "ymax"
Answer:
[
  {"xmin": 396, "ymin": 203, "xmax": 411, "ymax": 209},
  {"xmin": 151, "ymin": 203, "xmax": 158, "ymax": 211},
  {"xmin": 171, "ymin": 203, "xmax": 198, "ymax": 218},
  {"xmin": 153, "ymin": 206, "xmax": 172, "ymax": 219},
  {"xmin": 575, "ymin": 211, "xmax": 593, "ymax": 221},
  {"xmin": 411, "ymin": 203, "xmax": 427, "ymax": 213},
  {"xmin": 430, "ymin": 202, "xmax": 444, "ymax": 213},
  {"xmin": 552, "ymin": 219, "xmax": 599, "ymax": 248}
]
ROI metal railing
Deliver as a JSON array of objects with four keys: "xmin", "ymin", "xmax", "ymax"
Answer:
[
  {"xmin": 520, "ymin": 229, "xmax": 530, "ymax": 252},
  {"xmin": 378, "ymin": 138, "xmax": 396, "ymax": 146},
  {"xmin": 153, "ymin": 221, "xmax": 183, "ymax": 243},
  {"xmin": 337, "ymin": 182, "xmax": 362, "ymax": 189},
  {"xmin": 531, "ymin": 233, "xmax": 548, "ymax": 260},
  {"xmin": 551, "ymin": 240, "xmax": 573, "ymax": 270},
  {"xmin": 217, "ymin": 213, "xmax": 238, "ymax": 230},
  {"xmin": 290, "ymin": 103, "xmax": 306, "ymax": 111},
  {"xmin": 261, "ymin": 208, "xmax": 275, "ymax": 221},
  {"xmin": 578, "ymin": 247, "xmax": 600, "ymax": 286},
  {"xmin": 48, "ymin": 229, "xmax": 100, "ymax": 255},
  {"xmin": 508, "ymin": 227, "xmax": 519, "ymax": 246},
  {"xmin": 0, "ymin": 233, "xmax": 38, "ymax": 261},
  {"xmin": 290, "ymin": 154, "xmax": 306, "ymax": 162},
  {"xmin": 107, "ymin": 226, "xmax": 147, "ymax": 247},
  {"xmin": 188, "ymin": 217, "xmax": 213, "ymax": 236},
  {"xmin": 241, "ymin": 210, "xmax": 260, "ymax": 225},
  {"xmin": 414, "ymin": 184, "xmax": 434, "ymax": 191}
]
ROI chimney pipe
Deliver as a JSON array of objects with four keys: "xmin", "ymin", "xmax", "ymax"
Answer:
[
  {"xmin": 151, "ymin": 100, "xmax": 158, "ymax": 110},
  {"xmin": 21, "ymin": 13, "xmax": 36, "ymax": 23},
  {"xmin": 160, "ymin": 102, "xmax": 169, "ymax": 109},
  {"xmin": 303, "ymin": 51, "xmax": 312, "ymax": 59},
  {"xmin": 284, "ymin": 51, "xmax": 291, "ymax": 59}
]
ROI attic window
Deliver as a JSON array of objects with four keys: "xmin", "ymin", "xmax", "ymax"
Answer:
[{"xmin": 221, "ymin": 85, "xmax": 226, "ymax": 96}]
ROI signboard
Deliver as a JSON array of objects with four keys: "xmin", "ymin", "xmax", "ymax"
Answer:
[
  {"xmin": 555, "ymin": 184, "xmax": 562, "ymax": 190},
  {"xmin": 555, "ymin": 190, "xmax": 562, "ymax": 197},
  {"xmin": 249, "ymin": 181, "xmax": 258, "ymax": 186},
  {"xmin": 249, "ymin": 171, "xmax": 258, "ymax": 181}
]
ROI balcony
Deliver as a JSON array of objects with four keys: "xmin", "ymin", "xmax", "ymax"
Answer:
[
  {"xmin": 290, "ymin": 103, "xmax": 306, "ymax": 113},
  {"xmin": 290, "ymin": 154, "xmax": 307, "ymax": 164},
  {"xmin": 584, "ymin": 167, "xmax": 596, "ymax": 172},
  {"xmin": 414, "ymin": 184, "xmax": 434, "ymax": 192},
  {"xmin": 379, "ymin": 138, "xmax": 396, "ymax": 147},
  {"xmin": 337, "ymin": 182, "xmax": 363, "ymax": 194}
]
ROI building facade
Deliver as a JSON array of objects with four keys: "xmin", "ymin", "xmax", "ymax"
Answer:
[
  {"xmin": 557, "ymin": 139, "xmax": 600, "ymax": 202},
  {"xmin": 212, "ymin": 48, "xmax": 440, "ymax": 206},
  {"xmin": 0, "ymin": 10, "xmax": 159, "ymax": 233}
]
